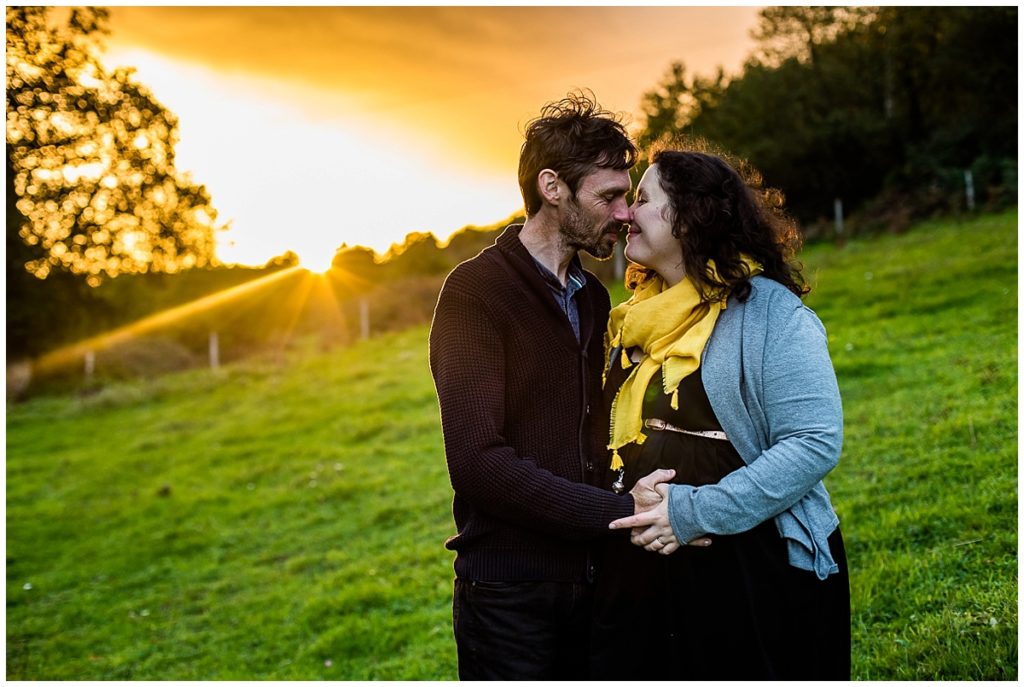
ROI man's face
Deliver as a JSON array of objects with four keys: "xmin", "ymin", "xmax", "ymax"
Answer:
[{"xmin": 558, "ymin": 166, "xmax": 632, "ymax": 259}]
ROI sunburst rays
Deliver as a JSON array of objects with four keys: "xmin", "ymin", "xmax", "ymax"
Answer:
[{"xmin": 30, "ymin": 265, "xmax": 367, "ymax": 378}]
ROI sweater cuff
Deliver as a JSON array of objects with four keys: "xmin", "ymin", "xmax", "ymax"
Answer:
[
  {"xmin": 667, "ymin": 484, "xmax": 705, "ymax": 544},
  {"xmin": 614, "ymin": 493, "xmax": 636, "ymax": 522}
]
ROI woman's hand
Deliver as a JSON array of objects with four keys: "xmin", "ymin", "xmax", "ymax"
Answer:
[
  {"xmin": 629, "ymin": 468, "xmax": 676, "ymax": 512},
  {"xmin": 609, "ymin": 484, "xmax": 711, "ymax": 554}
]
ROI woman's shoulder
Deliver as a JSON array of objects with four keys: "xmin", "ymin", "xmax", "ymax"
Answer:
[
  {"xmin": 746, "ymin": 275, "xmax": 803, "ymax": 305},
  {"xmin": 734, "ymin": 276, "xmax": 825, "ymax": 334},
  {"xmin": 726, "ymin": 276, "xmax": 800, "ymax": 317}
]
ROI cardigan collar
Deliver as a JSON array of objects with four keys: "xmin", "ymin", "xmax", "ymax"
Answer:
[{"xmin": 494, "ymin": 224, "xmax": 595, "ymax": 352}]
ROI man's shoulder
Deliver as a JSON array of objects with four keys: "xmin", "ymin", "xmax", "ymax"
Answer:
[{"xmin": 441, "ymin": 243, "xmax": 505, "ymax": 294}]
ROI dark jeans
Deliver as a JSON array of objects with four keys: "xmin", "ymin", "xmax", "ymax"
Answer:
[{"xmin": 453, "ymin": 578, "xmax": 591, "ymax": 680}]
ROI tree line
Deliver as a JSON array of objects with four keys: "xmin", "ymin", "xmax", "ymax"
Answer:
[
  {"xmin": 6, "ymin": 6, "xmax": 1017, "ymax": 390},
  {"xmin": 638, "ymin": 7, "xmax": 1016, "ymax": 234}
]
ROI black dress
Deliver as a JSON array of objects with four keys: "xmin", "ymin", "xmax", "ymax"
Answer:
[{"xmin": 589, "ymin": 356, "xmax": 850, "ymax": 680}]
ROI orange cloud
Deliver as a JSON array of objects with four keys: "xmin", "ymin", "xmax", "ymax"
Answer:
[{"xmin": 107, "ymin": 7, "xmax": 761, "ymax": 171}]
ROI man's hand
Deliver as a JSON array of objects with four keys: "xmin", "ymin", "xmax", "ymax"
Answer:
[
  {"xmin": 612, "ymin": 483, "xmax": 712, "ymax": 553},
  {"xmin": 629, "ymin": 468, "xmax": 676, "ymax": 513}
]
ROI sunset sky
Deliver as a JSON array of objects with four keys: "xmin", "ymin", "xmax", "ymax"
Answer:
[{"xmin": 101, "ymin": 6, "xmax": 762, "ymax": 268}]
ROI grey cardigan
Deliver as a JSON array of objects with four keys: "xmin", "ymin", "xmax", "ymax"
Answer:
[{"xmin": 667, "ymin": 276, "xmax": 843, "ymax": 579}]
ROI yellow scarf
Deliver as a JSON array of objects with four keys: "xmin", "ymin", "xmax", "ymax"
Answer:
[{"xmin": 604, "ymin": 260, "xmax": 762, "ymax": 470}]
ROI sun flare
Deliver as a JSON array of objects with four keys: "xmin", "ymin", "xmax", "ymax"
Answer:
[
  {"xmin": 298, "ymin": 249, "xmax": 336, "ymax": 274},
  {"xmin": 33, "ymin": 266, "xmax": 307, "ymax": 375},
  {"xmin": 98, "ymin": 47, "xmax": 523, "ymax": 268}
]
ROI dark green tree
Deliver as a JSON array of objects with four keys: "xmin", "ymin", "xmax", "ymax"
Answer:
[{"xmin": 635, "ymin": 6, "xmax": 1017, "ymax": 230}]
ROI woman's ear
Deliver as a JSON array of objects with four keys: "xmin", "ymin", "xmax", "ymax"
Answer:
[{"xmin": 537, "ymin": 169, "xmax": 561, "ymax": 206}]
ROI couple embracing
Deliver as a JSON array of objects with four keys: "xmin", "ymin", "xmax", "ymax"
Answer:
[{"xmin": 428, "ymin": 92, "xmax": 850, "ymax": 681}]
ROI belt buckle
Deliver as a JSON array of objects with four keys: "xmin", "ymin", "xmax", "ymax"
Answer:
[{"xmin": 644, "ymin": 418, "xmax": 667, "ymax": 431}]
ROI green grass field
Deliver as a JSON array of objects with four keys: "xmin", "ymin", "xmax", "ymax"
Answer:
[{"xmin": 6, "ymin": 209, "xmax": 1017, "ymax": 679}]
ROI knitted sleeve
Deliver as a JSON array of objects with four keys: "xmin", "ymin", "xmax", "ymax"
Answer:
[
  {"xmin": 429, "ymin": 281, "xmax": 634, "ymax": 541},
  {"xmin": 666, "ymin": 301, "xmax": 843, "ymax": 543}
]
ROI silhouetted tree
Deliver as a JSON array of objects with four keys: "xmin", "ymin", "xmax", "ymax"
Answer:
[
  {"xmin": 7, "ymin": 145, "xmax": 106, "ymax": 358},
  {"xmin": 6, "ymin": 6, "xmax": 221, "ymax": 360},
  {"xmin": 382, "ymin": 231, "xmax": 449, "ymax": 277},
  {"xmin": 637, "ymin": 62, "xmax": 696, "ymax": 153},
  {"xmin": 6, "ymin": 7, "xmax": 218, "ymax": 285},
  {"xmin": 750, "ymin": 7, "xmax": 875, "ymax": 68}
]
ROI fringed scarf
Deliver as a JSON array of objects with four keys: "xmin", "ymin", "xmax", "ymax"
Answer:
[{"xmin": 604, "ymin": 259, "xmax": 762, "ymax": 470}]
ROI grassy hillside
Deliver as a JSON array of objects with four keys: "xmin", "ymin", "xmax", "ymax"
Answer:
[{"xmin": 6, "ymin": 209, "xmax": 1017, "ymax": 679}]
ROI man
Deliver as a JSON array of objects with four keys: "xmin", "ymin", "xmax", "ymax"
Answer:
[{"xmin": 428, "ymin": 92, "xmax": 674, "ymax": 679}]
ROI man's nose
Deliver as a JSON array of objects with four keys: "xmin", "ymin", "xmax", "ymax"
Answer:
[{"xmin": 613, "ymin": 200, "xmax": 632, "ymax": 222}]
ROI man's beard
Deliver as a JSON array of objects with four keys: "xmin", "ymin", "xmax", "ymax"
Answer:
[{"xmin": 559, "ymin": 199, "xmax": 621, "ymax": 260}]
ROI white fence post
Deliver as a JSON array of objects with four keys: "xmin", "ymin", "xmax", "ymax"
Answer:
[
  {"xmin": 834, "ymin": 198, "xmax": 845, "ymax": 239},
  {"xmin": 84, "ymin": 350, "xmax": 95, "ymax": 382},
  {"xmin": 964, "ymin": 169, "xmax": 976, "ymax": 211}
]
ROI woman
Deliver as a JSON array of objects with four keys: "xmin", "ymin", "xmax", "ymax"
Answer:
[{"xmin": 589, "ymin": 148, "xmax": 850, "ymax": 680}]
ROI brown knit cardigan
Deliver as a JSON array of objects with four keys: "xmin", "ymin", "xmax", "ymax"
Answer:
[{"xmin": 429, "ymin": 224, "xmax": 634, "ymax": 582}]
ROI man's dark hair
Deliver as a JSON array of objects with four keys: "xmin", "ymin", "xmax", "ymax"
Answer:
[
  {"xmin": 627, "ymin": 145, "xmax": 808, "ymax": 302},
  {"xmin": 518, "ymin": 91, "xmax": 637, "ymax": 217}
]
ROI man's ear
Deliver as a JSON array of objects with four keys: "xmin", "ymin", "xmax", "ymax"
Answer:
[{"xmin": 537, "ymin": 169, "xmax": 561, "ymax": 206}]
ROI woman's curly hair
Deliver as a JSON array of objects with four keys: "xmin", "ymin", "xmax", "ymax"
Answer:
[{"xmin": 626, "ymin": 139, "xmax": 808, "ymax": 302}]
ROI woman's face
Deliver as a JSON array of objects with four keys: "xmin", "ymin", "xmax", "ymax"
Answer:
[{"xmin": 625, "ymin": 164, "xmax": 685, "ymax": 285}]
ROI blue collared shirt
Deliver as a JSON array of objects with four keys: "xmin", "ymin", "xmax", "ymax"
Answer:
[{"xmin": 530, "ymin": 256, "xmax": 587, "ymax": 342}]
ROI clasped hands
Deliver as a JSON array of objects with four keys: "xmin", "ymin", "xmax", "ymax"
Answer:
[{"xmin": 611, "ymin": 468, "xmax": 711, "ymax": 555}]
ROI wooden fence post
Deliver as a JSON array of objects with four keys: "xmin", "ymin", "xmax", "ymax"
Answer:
[
  {"xmin": 84, "ymin": 350, "xmax": 95, "ymax": 382},
  {"xmin": 360, "ymin": 299, "xmax": 370, "ymax": 340},
  {"xmin": 209, "ymin": 331, "xmax": 220, "ymax": 370}
]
